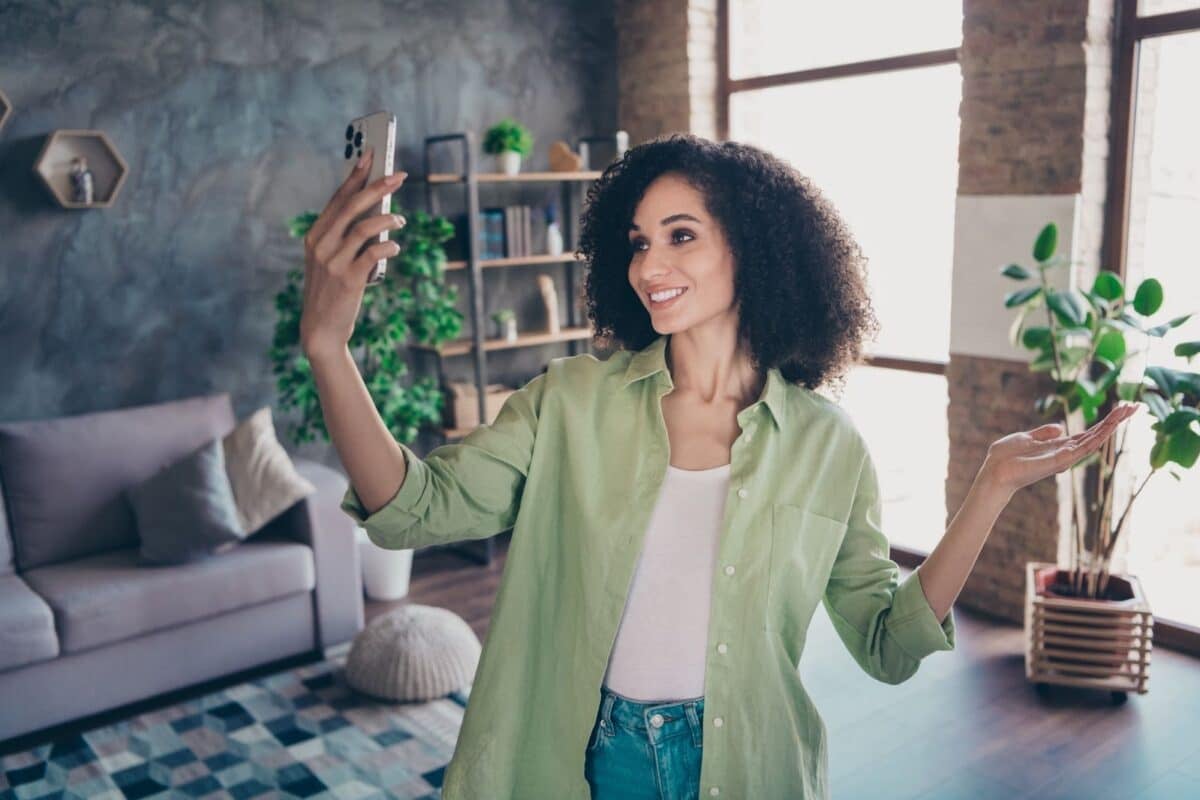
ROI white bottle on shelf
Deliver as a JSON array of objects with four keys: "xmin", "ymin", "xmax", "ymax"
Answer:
[{"xmin": 545, "ymin": 205, "xmax": 564, "ymax": 255}]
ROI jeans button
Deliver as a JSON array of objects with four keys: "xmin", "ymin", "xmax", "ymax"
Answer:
[{"xmin": 649, "ymin": 713, "xmax": 664, "ymax": 728}]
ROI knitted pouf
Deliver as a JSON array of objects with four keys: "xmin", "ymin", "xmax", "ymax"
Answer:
[{"xmin": 345, "ymin": 604, "xmax": 481, "ymax": 702}]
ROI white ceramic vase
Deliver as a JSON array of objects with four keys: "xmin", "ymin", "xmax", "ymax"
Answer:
[
  {"xmin": 497, "ymin": 150, "xmax": 521, "ymax": 175},
  {"xmin": 356, "ymin": 525, "xmax": 414, "ymax": 601}
]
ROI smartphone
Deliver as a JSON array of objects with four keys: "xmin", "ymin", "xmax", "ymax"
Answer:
[{"xmin": 342, "ymin": 111, "xmax": 397, "ymax": 285}]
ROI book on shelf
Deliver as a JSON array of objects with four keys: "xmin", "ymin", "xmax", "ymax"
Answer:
[{"xmin": 444, "ymin": 203, "xmax": 556, "ymax": 262}]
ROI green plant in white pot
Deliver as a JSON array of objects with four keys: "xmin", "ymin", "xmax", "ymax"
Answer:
[
  {"xmin": 483, "ymin": 118, "xmax": 533, "ymax": 175},
  {"xmin": 1003, "ymin": 222, "xmax": 1199, "ymax": 700}
]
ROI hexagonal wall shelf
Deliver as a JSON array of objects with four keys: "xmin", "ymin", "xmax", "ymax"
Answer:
[
  {"xmin": 33, "ymin": 129, "xmax": 129, "ymax": 209},
  {"xmin": 0, "ymin": 89, "xmax": 11, "ymax": 134}
]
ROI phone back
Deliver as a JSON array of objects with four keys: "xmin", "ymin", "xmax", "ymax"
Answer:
[{"xmin": 343, "ymin": 111, "xmax": 396, "ymax": 284}]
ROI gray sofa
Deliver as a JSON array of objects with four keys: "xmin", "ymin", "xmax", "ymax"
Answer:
[{"xmin": 0, "ymin": 392, "xmax": 364, "ymax": 742}]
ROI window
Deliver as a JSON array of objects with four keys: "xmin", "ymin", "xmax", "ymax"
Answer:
[
  {"xmin": 1113, "ymin": 12, "xmax": 1200, "ymax": 629},
  {"xmin": 723, "ymin": 1, "xmax": 962, "ymax": 556}
]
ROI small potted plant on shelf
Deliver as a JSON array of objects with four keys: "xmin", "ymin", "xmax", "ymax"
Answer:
[
  {"xmin": 483, "ymin": 118, "xmax": 534, "ymax": 176},
  {"xmin": 1001, "ymin": 221, "xmax": 1199, "ymax": 703},
  {"xmin": 274, "ymin": 202, "xmax": 464, "ymax": 600},
  {"xmin": 491, "ymin": 308, "xmax": 518, "ymax": 342}
]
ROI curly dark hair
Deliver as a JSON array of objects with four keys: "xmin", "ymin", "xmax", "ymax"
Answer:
[{"xmin": 577, "ymin": 132, "xmax": 879, "ymax": 397}]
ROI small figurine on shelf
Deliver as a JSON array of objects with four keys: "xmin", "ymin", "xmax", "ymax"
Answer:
[
  {"xmin": 537, "ymin": 275, "xmax": 560, "ymax": 334},
  {"xmin": 69, "ymin": 156, "xmax": 94, "ymax": 205},
  {"xmin": 545, "ymin": 205, "xmax": 564, "ymax": 256},
  {"xmin": 492, "ymin": 308, "xmax": 518, "ymax": 342}
]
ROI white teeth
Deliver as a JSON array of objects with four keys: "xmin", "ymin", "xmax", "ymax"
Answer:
[{"xmin": 650, "ymin": 288, "xmax": 685, "ymax": 302}]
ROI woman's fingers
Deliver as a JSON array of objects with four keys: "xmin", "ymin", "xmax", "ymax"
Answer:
[
  {"xmin": 334, "ymin": 213, "xmax": 407, "ymax": 270},
  {"xmin": 325, "ymin": 169, "xmax": 408, "ymax": 248},
  {"xmin": 307, "ymin": 147, "xmax": 374, "ymax": 247}
]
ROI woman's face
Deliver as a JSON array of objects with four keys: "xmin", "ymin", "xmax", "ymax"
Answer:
[{"xmin": 627, "ymin": 172, "xmax": 737, "ymax": 336}]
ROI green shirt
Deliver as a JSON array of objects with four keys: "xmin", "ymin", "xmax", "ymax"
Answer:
[{"xmin": 341, "ymin": 332, "xmax": 956, "ymax": 799}]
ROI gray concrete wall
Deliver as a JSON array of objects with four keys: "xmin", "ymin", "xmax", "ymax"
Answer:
[{"xmin": 0, "ymin": 0, "xmax": 617, "ymax": 465}]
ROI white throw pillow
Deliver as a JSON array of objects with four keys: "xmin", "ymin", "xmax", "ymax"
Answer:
[{"xmin": 222, "ymin": 406, "xmax": 316, "ymax": 535}]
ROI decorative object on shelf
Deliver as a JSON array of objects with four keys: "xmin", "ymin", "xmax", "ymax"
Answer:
[
  {"xmin": 491, "ymin": 308, "xmax": 518, "ymax": 342},
  {"xmin": 275, "ymin": 206, "xmax": 464, "ymax": 448},
  {"xmin": 545, "ymin": 204, "xmax": 564, "ymax": 255},
  {"xmin": 69, "ymin": 156, "xmax": 94, "ymax": 205},
  {"xmin": 482, "ymin": 117, "xmax": 533, "ymax": 176},
  {"xmin": 1002, "ymin": 221, "xmax": 1199, "ymax": 698},
  {"xmin": 345, "ymin": 604, "xmax": 481, "ymax": 702},
  {"xmin": 445, "ymin": 381, "xmax": 515, "ymax": 428},
  {"xmin": 578, "ymin": 130, "xmax": 630, "ymax": 169},
  {"xmin": 537, "ymin": 274, "xmax": 560, "ymax": 335},
  {"xmin": 548, "ymin": 139, "xmax": 583, "ymax": 172},
  {"xmin": 1025, "ymin": 561, "xmax": 1151, "ymax": 704},
  {"xmin": 33, "ymin": 129, "xmax": 129, "ymax": 209},
  {"xmin": 355, "ymin": 525, "xmax": 414, "ymax": 601},
  {"xmin": 0, "ymin": 88, "xmax": 11, "ymax": 134}
]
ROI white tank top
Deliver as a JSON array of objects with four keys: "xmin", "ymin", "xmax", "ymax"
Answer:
[{"xmin": 602, "ymin": 461, "xmax": 731, "ymax": 702}]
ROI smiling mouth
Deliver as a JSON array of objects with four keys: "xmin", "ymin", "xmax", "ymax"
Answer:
[{"xmin": 649, "ymin": 287, "xmax": 688, "ymax": 307}]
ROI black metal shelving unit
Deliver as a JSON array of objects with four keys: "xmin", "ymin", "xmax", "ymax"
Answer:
[{"xmin": 409, "ymin": 130, "xmax": 627, "ymax": 566}]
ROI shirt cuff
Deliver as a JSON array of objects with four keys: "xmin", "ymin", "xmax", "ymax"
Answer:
[
  {"xmin": 339, "ymin": 443, "xmax": 429, "ymax": 545},
  {"xmin": 888, "ymin": 564, "xmax": 956, "ymax": 661}
]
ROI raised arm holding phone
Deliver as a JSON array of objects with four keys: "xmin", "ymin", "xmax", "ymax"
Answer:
[{"xmin": 300, "ymin": 146, "xmax": 410, "ymax": 517}]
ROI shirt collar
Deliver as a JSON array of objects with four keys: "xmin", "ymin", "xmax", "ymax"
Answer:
[{"xmin": 621, "ymin": 333, "xmax": 788, "ymax": 430}]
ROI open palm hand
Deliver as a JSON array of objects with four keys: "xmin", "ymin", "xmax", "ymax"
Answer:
[{"xmin": 983, "ymin": 402, "xmax": 1140, "ymax": 496}]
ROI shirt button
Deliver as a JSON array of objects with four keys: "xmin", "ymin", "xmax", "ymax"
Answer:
[
  {"xmin": 713, "ymin": 716, "xmax": 724, "ymax": 728},
  {"xmin": 649, "ymin": 713, "xmax": 664, "ymax": 728},
  {"xmin": 710, "ymin": 787, "xmax": 720, "ymax": 796},
  {"xmin": 724, "ymin": 564, "xmax": 735, "ymax": 576},
  {"xmin": 737, "ymin": 488, "xmax": 748, "ymax": 499},
  {"xmin": 717, "ymin": 642, "xmax": 728, "ymax": 654}
]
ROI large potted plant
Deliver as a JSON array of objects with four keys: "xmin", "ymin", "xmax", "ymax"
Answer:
[
  {"xmin": 483, "ymin": 117, "xmax": 534, "ymax": 176},
  {"xmin": 1001, "ymin": 222, "xmax": 1199, "ymax": 702},
  {"xmin": 273, "ymin": 202, "xmax": 463, "ymax": 599}
]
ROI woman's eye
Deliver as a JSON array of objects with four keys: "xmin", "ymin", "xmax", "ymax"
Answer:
[{"xmin": 629, "ymin": 230, "xmax": 693, "ymax": 252}]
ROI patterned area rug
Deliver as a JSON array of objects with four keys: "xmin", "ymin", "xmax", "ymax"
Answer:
[{"xmin": 0, "ymin": 652, "xmax": 471, "ymax": 799}]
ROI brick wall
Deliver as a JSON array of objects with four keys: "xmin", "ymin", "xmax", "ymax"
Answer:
[{"xmin": 616, "ymin": 0, "xmax": 719, "ymax": 144}]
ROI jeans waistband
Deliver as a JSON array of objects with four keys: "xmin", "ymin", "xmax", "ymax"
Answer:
[{"xmin": 597, "ymin": 684, "xmax": 705, "ymax": 747}]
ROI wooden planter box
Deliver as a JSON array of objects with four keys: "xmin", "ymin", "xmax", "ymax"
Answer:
[{"xmin": 1024, "ymin": 561, "xmax": 1152, "ymax": 703}]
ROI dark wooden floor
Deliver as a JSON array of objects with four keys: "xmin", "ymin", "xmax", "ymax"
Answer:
[{"xmin": 368, "ymin": 532, "xmax": 1200, "ymax": 800}]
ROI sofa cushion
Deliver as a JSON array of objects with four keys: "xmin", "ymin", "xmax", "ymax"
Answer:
[
  {"xmin": 0, "ymin": 393, "xmax": 236, "ymax": 570},
  {"xmin": 21, "ymin": 537, "xmax": 315, "ymax": 654},
  {"xmin": 0, "ymin": 573, "xmax": 59, "ymax": 671},
  {"xmin": 129, "ymin": 437, "xmax": 246, "ymax": 565},
  {"xmin": 0, "ymin": 482, "xmax": 13, "ymax": 576},
  {"xmin": 222, "ymin": 406, "xmax": 316, "ymax": 535}
]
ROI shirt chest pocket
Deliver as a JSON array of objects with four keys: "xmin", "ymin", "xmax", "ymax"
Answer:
[{"xmin": 768, "ymin": 503, "xmax": 848, "ymax": 614}]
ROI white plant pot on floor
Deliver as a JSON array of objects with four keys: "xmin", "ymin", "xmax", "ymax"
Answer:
[{"xmin": 356, "ymin": 525, "xmax": 414, "ymax": 600}]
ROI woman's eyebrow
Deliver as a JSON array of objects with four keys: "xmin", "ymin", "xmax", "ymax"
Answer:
[{"xmin": 628, "ymin": 213, "xmax": 702, "ymax": 233}]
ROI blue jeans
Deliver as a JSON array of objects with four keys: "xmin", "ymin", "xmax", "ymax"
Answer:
[{"xmin": 585, "ymin": 684, "xmax": 705, "ymax": 799}]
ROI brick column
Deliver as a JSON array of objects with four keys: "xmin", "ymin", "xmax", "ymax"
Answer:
[
  {"xmin": 616, "ymin": 0, "xmax": 719, "ymax": 143},
  {"xmin": 949, "ymin": 0, "xmax": 1117, "ymax": 622}
]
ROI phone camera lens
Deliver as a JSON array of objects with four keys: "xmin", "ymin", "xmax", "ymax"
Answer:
[
  {"xmin": 354, "ymin": 131, "xmax": 363, "ymax": 147},
  {"xmin": 345, "ymin": 125, "xmax": 354, "ymax": 141},
  {"xmin": 345, "ymin": 144, "xmax": 353, "ymax": 159}
]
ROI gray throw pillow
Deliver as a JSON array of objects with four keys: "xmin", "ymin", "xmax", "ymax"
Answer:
[{"xmin": 128, "ymin": 437, "xmax": 246, "ymax": 565}]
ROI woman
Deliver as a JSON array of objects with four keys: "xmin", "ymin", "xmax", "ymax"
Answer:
[{"xmin": 301, "ymin": 133, "xmax": 1136, "ymax": 800}]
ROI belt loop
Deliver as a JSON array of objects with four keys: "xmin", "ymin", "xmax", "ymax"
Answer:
[
  {"xmin": 600, "ymin": 689, "xmax": 616, "ymax": 732},
  {"xmin": 685, "ymin": 701, "xmax": 703, "ymax": 748}
]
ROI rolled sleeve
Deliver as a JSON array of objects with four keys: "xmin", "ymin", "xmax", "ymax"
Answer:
[
  {"xmin": 822, "ymin": 442, "xmax": 957, "ymax": 685},
  {"xmin": 887, "ymin": 564, "xmax": 956, "ymax": 661},
  {"xmin": 338, "ymin": 369, "xmax": 548, "ymax": 550}
]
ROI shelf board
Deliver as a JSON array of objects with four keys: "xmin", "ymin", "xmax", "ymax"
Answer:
[
  {"xmin": 411, "ymin": 326, "xmax": 595, "ymax": 356},
  {"xmin": 414, "ymin": 170, "xmax": 602, "ymax": 184},
  {"xmin": 444, "ymin": 253, "xmax": 584, "ymax": 271}
]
